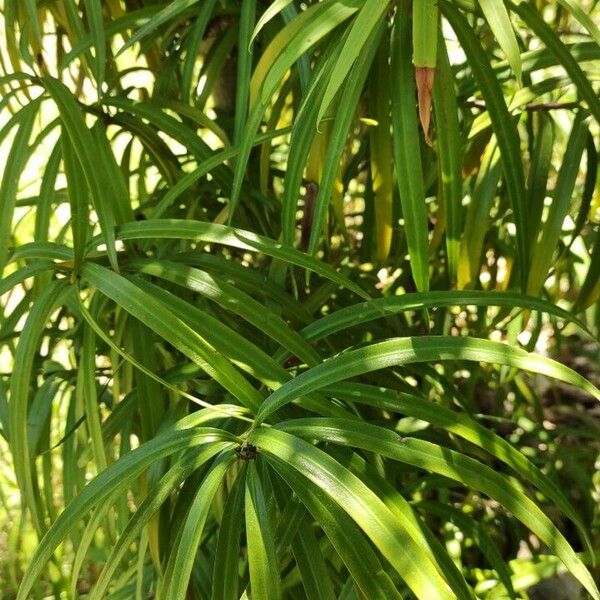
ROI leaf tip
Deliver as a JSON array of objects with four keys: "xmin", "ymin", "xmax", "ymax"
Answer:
[{"xmin": 415, "ymin": 66, "xmax": 435, "ymax": 146}]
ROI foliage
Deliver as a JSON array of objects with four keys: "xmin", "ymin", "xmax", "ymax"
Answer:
[{"xmin": 1, "ymin": 0, "xmax": 600, "ymax": 598}]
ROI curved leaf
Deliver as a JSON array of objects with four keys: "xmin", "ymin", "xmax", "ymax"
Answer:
[
  {"xmin": 253, "ymin": 427, "xmax": 456, "ymax": 599},
  {"xmin": 17, "ymin": 427, "xmax": 237, "ymax": 600},
  {"xmin": 258, "ymin": 336, "xmax": 600, "ymax": 422},
  {"xmin": 275, "ymin": 417, "xmax": 600, "ymax": 600}
]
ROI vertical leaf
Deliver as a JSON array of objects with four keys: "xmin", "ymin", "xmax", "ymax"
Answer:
[
  {"xmin": 442, "ymin": 2, "xmax": 529, "ymax": 290},
  {"xmin": 307, "ymin": 21, "xmax": 384, "ymax": 256},
  {"xmin": 160, "ymin": 451, "xmax": 236, "ymax": 599},
  {"xmin": 245, "ymin": 460, "xmax": 282, "ymax": 600},
  {"xmin": 291, "ymin": 514, "xmax": 337, "ymax": 600},
  {"xmin": 9, "ymin": 280, "xmax": 69, "ymax": 534},
  {"xmin": 316, "ymin": 0, "xmax": 391, "ymax": 124},
  {"xmin": 43, "ymin": 77, "xmax": 119, "ymax": 272},
  {"xmin": 23, "ymin": 0, "xmax": 42, "ymax": 46},
  {"xmin": 78, "ymin": 324, "xmax": 107, "ymax": 473},
  {"xmin": 231, "ymin": 0, "xmax": 362, "ymax": 218},
  {"xmin": 457, "ymin": 140, "xmax": 501, "ymax": 289},
  {"xmin": 391, "ymin": 5, "xmax": 430, "ymax": 292},
  {"xmin": 61, "ymin": 134, "xmax": 89, "ymax": 273},
  {"xmin": 433, "ymin": 38, "xmax": 462, "ymax": 283},
  {"xmin": 527, "ymin": 113, "xmax": 555, "ymax": 245},
  {"xmin": 0, "ymin": 100, "xmax": 39, "ymax": 276},
  {"xmin": 234, "ymin": 0, "xmax": 256, "ymax": 145},
  {"xmin": 574, "ymin": 227, "xmax": 600, "ymax": 313},
  {"xmin": 34, "ymin": 144, "xmax": 61, "ymax": 245},
  {"xmin": 83, "ymin": 0, "xmax": 106, "ymax": 99},
  {"xmin": 527, "ymin": 111, "xmax": 589, "ymax": 296},
  {"xmin": 280, "ymin": 37, "xmax": 345, "ymax": 246},
  {"xmin": 211, "ymin": 465, "xmax": 246, "ymax": 600},
  {"xmin": 370, "ymin": 35, "xmax": 394, "ymax": 261},
  {"xmin": 478, "ymin": 0, "xmax": 522, "ymax": 83},
  {"xmin": 90, "ymin": 121, "xmax": 134, "ymax": 223},
  {"xmin": 181, "ymin": 0, "xmax": 218, "ymax": 103}
]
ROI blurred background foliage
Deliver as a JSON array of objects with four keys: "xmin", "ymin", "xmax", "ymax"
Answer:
[{"xmin": 1, "ymin": 0, "xmax": 600, "ymax": 598}]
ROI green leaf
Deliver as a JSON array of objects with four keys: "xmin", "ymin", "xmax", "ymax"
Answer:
[
  {"xmin": 253, "ymin": 427, "xmax": 456, "ymax": 599},
  {"xmin": 509, "ymin": 1, "xmax": 600, "ymax": 124},
  {"xmin": 308, "ymin": 19, "xmax": 384, "ymax": 256},
  {"xmin": 316, "ymin": 0, "xmax": 390, "ymax": 124},
  {"xmin": 101, "ymin": 219, "xmax": 370, "ymax": 300},
  {"xmin": 80, "ymin": 262, "xmax": 265, "ymax": 411},
  {"xmin": 417, "ymin": 500, "xmax": 517, "ymax": 599},
  {"xmin": 391, "ymin": 7, "xmax": 430, "ymax": 292},
  {"xmin": 71, "ymin": 488, "xmax": 121, "ymax": 599},
  {"xmin": 23, "ymin": 0, "xmax": 42, "ymax": 45},
  {"xmin": 127, "ymin": 258, "xmax": 321, "ymax": 366},
  {"xmin": 129, "ymin": 319, "xmax": 164, "ymax": 439},
  {"xmin": 252, "ymin": 0, "xmax": 361, "ymax": 108},
  {"xmin": 42, "ymin": 77, "xmax": 119, "ymax": 272},
  {"xmin": 274, "ymin": 417, "xmax": 600, "ymax": 600},
  {"xmin": 83, "ymin": 0, "xmax": 106, "ymax": 98},
  {"xmin": 433, "ymin": 38, "xmax": 462, "ymax": 282},
  {"xmin": 291, "ymin": 513, "xmax": 337, "ymax": 600},
  {"xmin": 27, "ymin": 379, "xmax": 61, "ymax": 457},
  {"xmin": 9, "ymin": 280, "xmax": 69, "ymax": 535},
  {"xmin": 61, "ymin": 133, "xmax": 89, "ymax": 273},
  {"xmin": 250, "ymin": 0, "xmax": 293, "ymax": 44},
  {"xmin": 152, "ymin": 126, "xmax": 291, "ymax": 218},
  {"xmin": 0, "ymin": 99, "xmax": 39, "ymax": 276},
  {"xmin": 78, "ymin": 324, "xmax": 107, "ymax": 472},
  {"xmin": 555, "ymin": 0, "xmax": 600, "ymax": 46},
  {"xmin": 211, "ymin": 464, "xmax": 247, "ymax": 600},
  {"xmin": 245, "ymin": 461, "xmax": 282, "ymax": 600},
  {"xmin": 324, "ymin": 381, "xmax": 591, "ymax": 553},
  {"xmin": 234, "ymin": 0, "xmax": 256, "ymax": 145},
  {"xmin": 339, "ymin": 450, "xmax": 475, "ymax": 600},
  {"xmin": 574, "ymin": 227, "xmax": 600, "ymax": 312},
  {"xmin": 173, "ymin": 253, "xmax": 312, "ymax": 324},
  {"xmin": 116, "ymin": 0, "xmax": 201, "ymax": 56},
  {"xmin": 160, "ymin": 451, "xmax": 237, "ymax": 599},
  {"xmin": 293, "ymin": 290, "xmax": 591, "ymax": 350},
  {"xmin": 478, "ymin": 0, "xmax": 522, "ymax": 83},
  {"xmin": 0, "ymin": 262, "xmax": 54, "ymax": 297},
  {"xmin": 90, "ymin": 121, "xmax": 134, "ymax": 223},
  {"xmin": 129, "ymin": 276, "xmax": 291, "ymax": 392},
  {"xmin": 269, "ymin": 461, "xmax": 402, "ymax": 600},
  {"xmin": 369, "ymin": 35, "xmax": 394, "ymax": 261},
  {"xmin": 526, "ymin": 113, "xmax": 554, "ymax": 244},
  {"xmin": 34, "ymin": 143, "xmax": 62, "ymax": 245},
  {"xmin": 457, "ymin": 140, "xmax": 500, "ymax": 289},
  {"xmin": 16, "ymin": 427, "xmax": 236, "ymax": 600},
  {"xmin": 231, "ymin": 0, "xmax": 362, "ymax": 217},
  {"xmin": 527, "ymin": 111, "xmax": 589, "ymax": 296},
  {"xmin": 442, "ymin": 2, "xmax": 529, "ymax": 290},
  {"xmin": 413, "ymin": 0, "xmax": 439, "ymax": 68},
  {"xmin": 258, "ymin": 336, "xmax": 600, "ymax": 422},
  {"xmin": 8, "ymin": 242, "xmax": 73, "ymax": 264},
  {"xmin": 103, "ymin": 97, "xmax": 222, "ymax": 170},
  {"xmin": 181, "ymin": 0, "xmax": 219, "ymax": 103},
  {"xmin": 280, "ymin": 35, "xmax": 345, "ymax": 246}
]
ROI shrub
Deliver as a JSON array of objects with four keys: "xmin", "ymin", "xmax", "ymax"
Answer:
[{"xmin": 1, "ymin": 1, "xmax": 599, "ymax": 598}]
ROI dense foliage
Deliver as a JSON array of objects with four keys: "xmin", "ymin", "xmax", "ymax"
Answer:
[{"xmin": 1, "ymin": 0, "xmax": 600, "ymax": 598}]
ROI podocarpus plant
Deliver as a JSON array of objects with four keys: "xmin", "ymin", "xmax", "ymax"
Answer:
[{"xmin": 1, "ymin": 0, "xmax": 600, "ymax": 598}]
